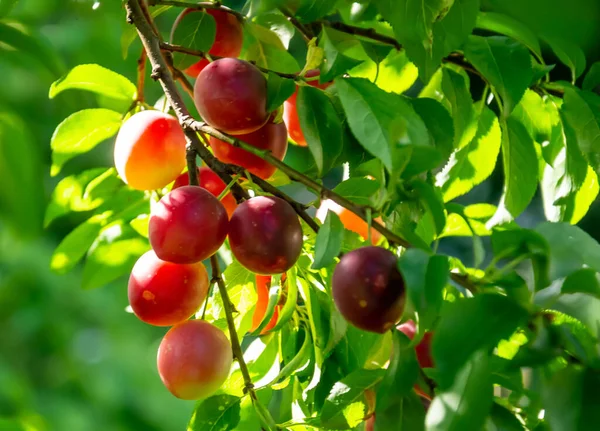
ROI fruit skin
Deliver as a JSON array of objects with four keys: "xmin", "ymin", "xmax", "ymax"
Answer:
[
  {"xmin": 251, "ymin": 275, "xmax": 283, "ymax": 334},
  {"xmin": 114, "ymin": 110, "xmax": 186, "ymax": 190},
  {"xmin": 317, "ymin": 199, "xmax": 382, "ymax": 244},
  {"xmin": 172, "ymin": 166, "xmax": 237, "ymax": 217},
  {"xmin": 171, "ymin": 9, "xmax": 243, "ymax": 78},
  {"xmin": 128, "ymin": 250, "xmax": 208, "ymax": 326},
  {"xmin": 157, "ymin": 320, "xmax": 233, "ymax": 400},
  {"xmin": 209, "ymin": 120, "xmax": 288, "ymax": 179},
  {"xmin": 149, "ymin": 185, "xmax": 229, "ymax": 264},
  {"xmin": 194, "ymin": 58, "xmax": 268, "ymax": 134},
  {"xmin": 396, "ymin": 320, "xmax": 434, "ymax": 369},
  {"xmin": 332, "ymin": 246, "xmax": 406, "ymax": 333},
  {"xmin": 229, "ymin": 196, "xmax": 303, "ymax": 275},
  {"xmin": 283, "ymin": 69, "xmax": 332, "ymax": 147}
]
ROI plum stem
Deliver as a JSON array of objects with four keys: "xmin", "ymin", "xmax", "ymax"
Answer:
[{"xmin": 217, "ymin": 173, "xmax": 241, "ymax": 201}]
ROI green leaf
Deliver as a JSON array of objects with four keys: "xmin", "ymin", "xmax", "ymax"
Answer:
[
  {"xmin": 411, "ymin": 97, "xmax": 454, "ymax": 159},
  {"xmin": 272, "ymin": 327, "xmax": 313, "ymax": 386},
  {"xmin": 541, "ymin": 34, "xmax": 586, "ymax": 82},
  {"xmin": 121, "ymin": 5, "xmax": 170, "ymax": 58},
  {"xmin": 562, "ymin": 269, "xmax": 600, "ymax": 299},
  {"xmin": 375, "ymin": 391, "xmax": 426, "ymax": 431},
  {"xmin": 50, "ymin": 109, "xmax": 122, "ymax": 175},
  {"xmin": 486, "ymin": 402, "xmax": 526, "ymax": 431},
  {"xmin": 349, "ymin": 49, "xmax": 419, "ymax": 95},
  {"xmin": 442, "ymin": 68, "xmax": 477, "ymax": 149},
  {"xmin": 410, "ymin": 180, "xmax": 447, "ymax": 235},
  {"xmin": 50, "ymin": 213, "xmax": 109, "ymax": 274},
  {"xmin": 376, "ymin": 0, "xmax": 480, "ymax": 81},
  {"xmin": 253, "ymin": 12, "xmax": 295, "ymax": 49},
  {"xmin": 0, "ymin": 21, "xmax": 63, "ymax": 75},
  {"xmin": 511, "ymin": 89, "xmax": 556, "ymax": 142},
  {"xmin": 441, "ymin": 203, "xmax": 495, "ymax": 238},
  {"xmin": 49, "ymin": 64, "xmax": 137, "ymax": 101},
  {"xmin": 583, "ymin": 61, "xmax": 600, "ymax": 92},
  {"xmin": 332, "ymin": 178, "xmax": 381, "ymax": 206},
  {"xmin": 490, "ymin": 117, "xmax": 538, "ymax": 224},
  {"xmin": 360, "ymin": 41, "xmax": 392, "ymax": 65},
  {"xmin": 475, "ymin": 12, "xmax": 542, "ymax": 60},
  {"xmin": 188, "ymin": 394, "xmax": 241, "ymax": 431},
  {"xmin": 398, "ymin": 249, "xmax": 448, "ymax": 330},
  {"xmin": 335, "ymin": 77, "xmax": 429, "ymax": 172},
  {"xmin": 464, "ymin": 35, "xmax": 533, "ymax": 115},
  {"xmin": 432, "ymin": 294, "xmax": 529, "ymax": 389},
  {"xmin": 170, "ymin": 10, "xmax": 216, "ymax": 70},
  {"xmin": 297, "ymin": 86, "xmax": 344, "ymax": 175},
  {"xmin": 320, "ymin": 369, "xmax": 384, "ymax": 430},
  {"xmin": 265, "ymin": 72, "xmax": 296, "ymax": 112},
  {"xmin": 561, "ymin": 88, "xmax": 600, "ymax": 175},
  {"xmin": 426, "ymin": 351, "xmax": 493, "ymax": 431},
  {"xmin": 0, "ymin": 0, "xmax": 19, "ymax": 17},
  {"xmin": 437, "ymin": 106, "xmax": 501, "ymax": 202},
  {"xmin": 296, "ymin": 0, "xmax": 336, "ymax": 22},
  {"xmin": 0, "ymin": 111, "xmax": 44, "ymax": 239},
  {"xmin": 535, "ymin": 222, "xmax": 600, "ymax": 281},
  {"xmin": 313, "ymin": 211, "xmax": 344, "ymax": 270},
  {"xmin": 319, "ymin": 27, "xmax": 364, "ymax": 82},
  {"xmin": 542, "ymin": 366, "xmax": 600, "ymax": 431},
  {"xmin": 242, "ymin": 22, "xmax": 300, "ymax": 73},
  {"xmin": 82, "ymin": 225, "xmax": 150, "ymax": 290}
]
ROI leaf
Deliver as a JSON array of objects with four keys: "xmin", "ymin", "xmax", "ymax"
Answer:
[
  {"xmin": 560, "ymin": 88, "xmax": 600, "ymax": 175},
  {"xmin": 398, "ymin": 249, "xmax": 448, "ymax": 330},
  {"xmin": 376, "ymin": 0, "xmax": 481, "ymax": 81},
  {"xmin": 265, "ymin": 72, "xmax": 296, "ymax": 112},
  {"xmin": 318, "ymin": 27, "xmax": 364, "ymax": 82},
  {"xmin": 426, "ymin": 350, "xmax": 493, "ymax": 431},
  {"xmin": 82, "ymin": 225, "xmax": 150, "ymax": 290},
  {"xmin": 332, "ymin": 178, "xmax": 381, "ymax": 206},
  {"xmin": 242, "ymin": 22, "xmax": 300, "ymax": 73},
  {"xmin": 562, "ymin": 269, "xmax": 600, "ymax": 299},
  {"xmin": 360, "ymin": 41, "xmax": 392, "ymax": 65},
  {"xmin": 441, "ymin": 68, "xmax": 477, "ymax": 149},
  {"xmin": 541, "ymin": 34, "xmax": 586, "ymax": 82},
  {"xmin": 490, "ymin": 117, "xmax": 538, "ymax": 224},
  {"xmin": 49, "ymin": 64, "xmax": 136, "ymax": 101},
  {"xmin": 475, "ymin": 12, "xmax": 542, "ymax": 60},
  {"xmin": 487, "ymin": 402, "xmax": 526, "ymax": 431},
  {"xmin": 50, "ymin": 213, "xmax": 109, "ymax": 274},
  {"xmin": 432, "ymin": 294, "xmax": 529, "ymax": 389},
  {"xmin": 349, "ymin": 49, "xmax": 419, "ymax": 95},
  {"xmin": 121, "ymin": 5, "xmax": 170, "ymax": 58},
  {"xmin": 535, "ymin": 222, "xmax": 600, "ymax": 281},
  {"xmin": 253, "ymin": 12, "xmax": 295, "ymax": 49},
  {"xmin": 188, "ymin": 394, "xmax": 241, "ymax": 431},
  {"xmin": 296, "ymin": 0, "xmax": 336, "ymax": 22},
  {"xmin": 583, "ymin": 61, "xmax": 600, "ymax": 92},
  {"xmin": 296, "ymin": 86, "xmax": 344, "ymax": 174},
  {"xmin": 50, "ymin": 109, "xmax": 122, "ymax": 175},
  {"xmin": 335, "ymin": 77, "xmax": 429, "ymax": 172},
  {"xmin": 542, "ymin": 366, "xmax": 600, "ymax": 431},
  {"xmin": 437, "ymin": 106, "xmax": 502, "ymax": 202},
  {"xmin": 411, "ymin": 97, "xmax": 454, "ymax": 159},
  {"xmin": 313, "ymin": 211, "xmax": 344, "ymax": 270},
  {"xmin": 0, "ymin": 111, "xmax": 44, "ymax": 238},
  {"xmin": 0, "ymin": 21, "xmax": 63, "ymax": 76},
  {"xmin": 320, "ymin": 369, "xmax": 384, "ymax": 430},
  {"xmin": 170, "ymin": 10, "xmax": 216, "ymax": 70},
  {"xmin": 273, "ymin": 327, "xmax": 313, "ymax": 386},
  {"xmin": 0, "ymin": 0, "xmax": 19, "ymax": 17},
  {"xmin": 463, "ymin": 35, "xmax": 533, "ymax": 115},
  {"xmin": 511, "ymin": 89, "xmax": 556, "ymax": 142},
  {"xmin": 410, "ymin": 180, "xmax": 447, "ymax": 235}
]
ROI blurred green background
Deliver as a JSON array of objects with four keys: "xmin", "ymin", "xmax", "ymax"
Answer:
[{"xmin": 0, "ymin": 0, "xmax": 599, "ymax": 430}]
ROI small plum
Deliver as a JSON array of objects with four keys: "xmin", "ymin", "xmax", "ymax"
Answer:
[
  {"xmin": 229, "ymin": 196, "xmax": 302, "ymax": 274},
  {"xmin": 149, "ymin": 185, "xmax": 229, "ymax": 264},
  {"xmin": 114, "ymin": 110, "xmax": 186, "ymax": 190},
  {"xmin": 396, "ymin": 320, "xmax": 434, "ymax": 369},
  {"xmin": 332, "ymin": 246, "xmax": 406, "ymax": 333},
  {"xmin": 128, "ymin": 250, "xmax": 208, "ymax": 326},
  {"xmin": 194, "ymin": 58, "xmax": 268, "ymax": 134},
  {"xmin": 157, "ymin": 320, "xmax": 232, "ymax": 400},
  {"xmin": 171, "ymin": 9, "xmax": 243, "ymax": 78},
  {"xmin": 172, "ymin": 166, "xmax": 237, "ymax": 217},
  {"xmin": 209, "ymin": 119, "xmax": 287, "ymax": 179}
]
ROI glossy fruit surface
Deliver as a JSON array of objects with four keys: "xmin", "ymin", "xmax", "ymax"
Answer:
[
  {"xmin": 157, "ymin": 320, "xmax": 232, "ymax": 400},
  {"xmin": 332, "ymin": 246, "xmax": 406, "ymax": 333},
  {"xmin": 171, "ymin": 9, "xmax": 243, "ymax": 78},
  {"xmin": 128, "ymin": 251, "xmax": 208, "ymax": 326},
  {"xmin": 114, "ymin": 110, "xmax": 186, "ymax": 190},
  {"xmin": 209, "ymin": 120, "xmax": 287, "ymax": 179},
  {"xmin": 149, "ymin": 186, "xmax": 229, "ymax": 263},
  {"xmin": 228, "ymin": 196, "xmax": 302, "ymax": 274},
  {"xmin": 194, "ymin": 58, "xmax": 268, "ymax": 134},
  {"xmin": 172, "ymin": 166, "xmax": 237, "ymax": 217},
  {"xmin": 396, "ymin": 320, "xmax": 434, "ymax": 369}
]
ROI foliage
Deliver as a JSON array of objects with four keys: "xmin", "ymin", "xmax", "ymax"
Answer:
[{"xmin": 3, "ymin": 0, "xmax": 600, "ymax": 430}]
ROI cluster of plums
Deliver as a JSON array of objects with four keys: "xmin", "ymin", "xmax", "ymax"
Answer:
[{"xmin": 110, "ymin": 6, "xmax": 416, "ymax": 401}]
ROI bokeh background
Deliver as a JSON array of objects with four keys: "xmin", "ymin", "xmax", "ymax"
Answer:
[{"xmin": 0, "ymin": 0, "xmax": 599, "ymax": 430}]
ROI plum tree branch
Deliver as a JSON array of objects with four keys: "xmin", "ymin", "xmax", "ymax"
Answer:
[
  {"xmin": 136, "ymin": 49, "xmax": 146, "ymax": 103},
  {"xmin": 147, "ymin": 0, "xmax": 245, "ymax": 21}
]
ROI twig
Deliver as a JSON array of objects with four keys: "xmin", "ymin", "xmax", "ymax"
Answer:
[
  {"xmin": 136, "ymin": 48, "xmax": 147, "ymax": 103},
  {"xmin": 279, "ymin": 6, "xmax": 313, "ymax": 41},
  {"xmin": 139, "ymin": 0, "xmax": 162, "ymax": 38},
  {"xmin": 147, "ymin": 0, "xmax": 245, "ymax": 21},
  {"xmin": 314, "ymin": 20, "xmax": 400, "ymax": 50},
  {"xmin": 185, "ymin": 145, "xmax": 199, "ymax": 186}
]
